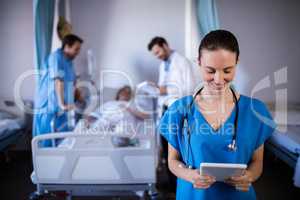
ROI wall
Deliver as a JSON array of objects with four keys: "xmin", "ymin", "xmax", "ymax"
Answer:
[
  {"xmin": 0, "ymin": 0, "xmax": 34, "ymax": 100},
  {"xmin": 0, "ymin": 0, "xmax": 299, "ymax": 104},
  {"xmin": 218, "ymin": 0, "xmax": 300, "ymax": 103},
  {"xmin": 70, "ymin": 0, "xmax": 185, "ymax": 88}
]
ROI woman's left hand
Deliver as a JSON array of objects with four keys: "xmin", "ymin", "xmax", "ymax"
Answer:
[{"xmin": 224, "ymin": 170, "xmax": 254, "ymax": 192}]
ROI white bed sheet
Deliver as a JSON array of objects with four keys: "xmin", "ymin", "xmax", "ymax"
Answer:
[{"xmin": 0, "ymin": 118, "xmax": 24, "ymax": 140}]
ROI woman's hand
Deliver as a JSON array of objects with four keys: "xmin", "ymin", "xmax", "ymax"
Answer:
[
  {"xmin": 225, "ymin": 170, "xmax": 254, "ymax": 192},
  {"xmin": 188, "ymin": 169, "xmax": 216, "ymax": 189}
]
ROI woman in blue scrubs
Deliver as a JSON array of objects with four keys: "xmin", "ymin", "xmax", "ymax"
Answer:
[
  {"xmin": 33, "ymin": 34, "xmax": 83, "ymax": 146},
  {"xmin": 159, "ymin": 30, "xmax": 276, "ymax": 199}
]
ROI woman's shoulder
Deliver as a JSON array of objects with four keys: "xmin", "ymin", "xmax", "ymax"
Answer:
[
  {"xmin": 171, "ymin": 95, "xmax": 193, "ymax": 106},
  {"xmin": 166, "ymin": 96, "xmax": 193, "ymax": 113},
  {"xmin": 239, "ymin": 95, "xmax": 270, "ymax": 114}
]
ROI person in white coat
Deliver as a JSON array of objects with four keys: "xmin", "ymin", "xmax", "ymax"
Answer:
[{"xmin": 148, "ymin": 37, "xmax": 197, "ymax": 107}]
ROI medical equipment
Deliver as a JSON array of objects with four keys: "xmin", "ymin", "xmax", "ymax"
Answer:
[{"xmin": 183, "ymin": 86, "xmax": 239, "ymax": 169}]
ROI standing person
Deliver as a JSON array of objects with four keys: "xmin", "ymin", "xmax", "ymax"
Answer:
[
  {"xmin": 33, "ymin": 34, "xmax": 83, "ymax": 146},
  {"xmin": 159, "ymin": 30, "xmax": 276, "ymax": 199},
  {"xmin": 148, "ymin": 37, "xmax": 197, "ymax": 105}
]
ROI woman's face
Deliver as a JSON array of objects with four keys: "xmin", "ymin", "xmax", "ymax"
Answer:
[
  {"xmin": 118, "ymin": 88, "xmax": 131, "ymax": 101},
  {"xmin": 199, "ymin": 49, "xmax": 238, "ymax": 94}
]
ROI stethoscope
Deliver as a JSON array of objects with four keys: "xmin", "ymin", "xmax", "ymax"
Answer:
[{"xmin": 182, "ymin": 85, "xmax": 239, "ymax": 169}]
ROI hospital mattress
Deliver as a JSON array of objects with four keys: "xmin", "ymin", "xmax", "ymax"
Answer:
[
  {"xmin": 266, "ymin": 108, "xmax": 300, "ymax": 187},
  {"xmin": 0, "ymin": 118, "xmax": 24, "ymax": 140},
  {"xmin": 269, "ymin": 125, "xmax": 300, "ymax": 154}
]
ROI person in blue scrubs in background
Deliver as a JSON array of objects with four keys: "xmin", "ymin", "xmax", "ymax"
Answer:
[
  {"xmin": 159, "ymin": 30, "xmax": 276, "ymax": 199},
  {"xmin": 33, "ymin": 34, "xmax": 83, "ymax": 146}
]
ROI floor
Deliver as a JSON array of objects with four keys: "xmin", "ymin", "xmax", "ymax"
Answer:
[{"xmin": 1, "ymin": 150, "xmax": 300, "ymax": 200}]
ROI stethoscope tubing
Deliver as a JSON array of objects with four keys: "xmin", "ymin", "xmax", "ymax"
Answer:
[{"xmin": 183, "ymin": 86, "xmax": 239, "ymax": 168}]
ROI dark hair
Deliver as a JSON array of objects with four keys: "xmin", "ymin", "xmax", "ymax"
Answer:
[
  {"xmin": 62, "ymin": 34, "xmax": 83, "ymax": 49},
  {"xmin": 148, "ymin": 37, "xmax": 168, "ymax": 51},
  {"xmin": 115, "ymin": 86, "xmax": 132, "ymax": 100},
  {"xmin": 198, "ymin": 30, "xmax": 239, "ymax": 62}
]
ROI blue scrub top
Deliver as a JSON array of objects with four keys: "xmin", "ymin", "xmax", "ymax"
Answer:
[
  {"xmin": 159, "ymin": 95, "xmax": 276, "ymax": 200},
  {"xmin": 33, "ymin": 48, "xmax": 75, "ymax": 137}
]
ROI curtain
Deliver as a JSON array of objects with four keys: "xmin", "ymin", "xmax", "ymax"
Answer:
[
  {"xmin": 33, "ymin": 0, "xmax": 55, "ymax": 74},
  {"xmin": 33, "ymin": 0, "xmax": 55, "ymax": 137},
  {"xmin": 51, "ymin": 0, "xmax": 61, "ymax": 52},
  {"xmin": 196, "ymin": 0, "xmax": 220, "ymax": 36}
]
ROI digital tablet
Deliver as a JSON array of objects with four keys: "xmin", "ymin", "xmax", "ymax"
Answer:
[{"xmin": 200, "ymin": 163, "xmax": 247, "ymax": 181}]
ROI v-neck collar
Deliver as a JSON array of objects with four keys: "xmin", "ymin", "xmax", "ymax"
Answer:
[{"xmin": 192, "ymin": 95, "xmax": 243, "ymax": 133}]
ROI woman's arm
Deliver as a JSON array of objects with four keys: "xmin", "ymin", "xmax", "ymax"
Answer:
[
  {"xmin": 168, "ymin": 144, "xmax": 216, "ymax": 189},
  {"xmin": 225, "ymin": 144, "xmax": 264, "ymax": 191},
  {"xmin": 246, "ymin": 144, "xmax": 264, "ymax": 181}
]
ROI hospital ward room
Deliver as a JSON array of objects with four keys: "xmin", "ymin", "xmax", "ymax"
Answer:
[{"xmin": 1, "ymin": 0, "xmax": 300, "ymax": 199}]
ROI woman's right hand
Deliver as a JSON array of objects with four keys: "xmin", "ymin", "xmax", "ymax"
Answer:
[{"xmin": 188, "ymin": 169, "xmax": 216, "ymax": 189}]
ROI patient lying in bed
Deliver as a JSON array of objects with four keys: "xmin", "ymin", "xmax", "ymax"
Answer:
[{"xmin": 74, "ymin": 86, "xmax": 152, "ymax": 147}]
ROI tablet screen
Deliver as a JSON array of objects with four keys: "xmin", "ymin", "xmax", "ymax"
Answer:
[{"xmin": 200, "ymin": 163, "xmax": 247, "ymax": 181}]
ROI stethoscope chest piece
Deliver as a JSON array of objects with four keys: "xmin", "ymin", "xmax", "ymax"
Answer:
[{"xmin": 227, "ymin": 139, "xmax": 237, "ymax": 152}]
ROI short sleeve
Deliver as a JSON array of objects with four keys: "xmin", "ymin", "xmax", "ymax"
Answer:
[
  {"xmin": 158, "ymin": 100, "xmax": 184, "ymax": 152},
  {"xmin": 254, "ymin": 102, "xmax": 277, "ymax": 150},
  {"xmin": 48, "ymin": 52, "xmax": 64, "ymax": 80}
]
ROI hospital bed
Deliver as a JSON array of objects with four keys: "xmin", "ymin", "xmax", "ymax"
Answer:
[
  {"xmin": 0, "ymin": 99, "xmax": 27, "ymax": 151},
  {"xmin": 265, "ymin": 104, "xmax": 300, "ymax": 187},
  {"xmin": 30, "ymin": 83, "xmax": 160, "ymax": 200}
]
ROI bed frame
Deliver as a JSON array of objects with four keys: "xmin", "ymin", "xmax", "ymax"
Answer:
[
  {"xmin": 30, "ymin": 132, "xmax": 159, "ymax": 200},
  {"xmin": 30, "ymin": 90, "xmax": 160, "ymax": 200}
]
